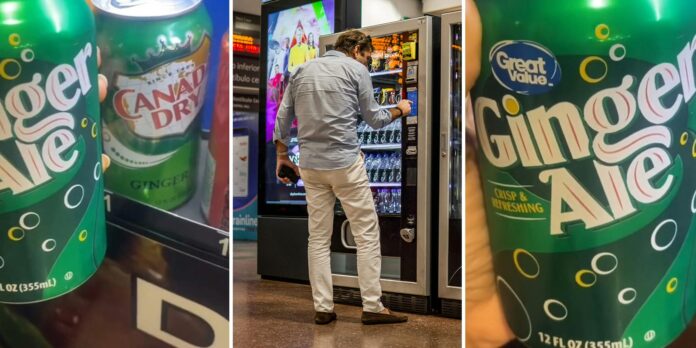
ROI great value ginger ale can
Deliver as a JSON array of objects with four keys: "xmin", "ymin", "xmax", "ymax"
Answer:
[
  {"xmin": 0, "ymin": 0, "xmax": 105, "ymax": 303},
  {"xmin": 472, "ymin": 1, "xmax": 696, "ymax": 346},
  {"xmin": 94, "ymin": 0, "xmax": 212, "ymax": 210}
]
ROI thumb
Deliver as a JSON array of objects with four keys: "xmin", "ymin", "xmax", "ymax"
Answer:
[{"xmin": 101, "ymin": 154, "xmax": 111, "ymax": 173}]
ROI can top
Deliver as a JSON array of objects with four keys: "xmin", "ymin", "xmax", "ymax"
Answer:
[{"xmin": 91, "ymin": 0, "xmax": 202, "ymax": 18}]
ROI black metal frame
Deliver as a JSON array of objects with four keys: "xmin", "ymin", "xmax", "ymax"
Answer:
[{"xmin": 105, "ymin": 190, "xmax": 229, "ymax": 268}]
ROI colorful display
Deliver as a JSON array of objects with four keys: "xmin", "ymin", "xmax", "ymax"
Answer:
[
  {"xmin": 95, "ymin": 0, "xmax": 212, "ymax": 210},
  {"xmin": 0, "ymin": 0, "xmax": 105, "ymax": 303},
  {"xmin": 472, "ymin": 1, "xmax": 696, "ymax": 346},
  {"xmin": 264, "ymin": 0, "xmax": 335, "ymax": 205}
]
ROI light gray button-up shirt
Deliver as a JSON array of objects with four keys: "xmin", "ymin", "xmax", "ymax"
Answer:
[{"xmin": 273, "ymin": 50, "xmax": 392, "ymax": 170}]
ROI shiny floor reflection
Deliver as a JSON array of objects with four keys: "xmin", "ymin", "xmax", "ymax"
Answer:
[{"xmin": 233, "ymin": 241, "xmax": 462, "ymax": 348}]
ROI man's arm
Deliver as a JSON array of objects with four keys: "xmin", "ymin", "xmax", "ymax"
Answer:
[
  {"xmin": 273, "ymin": 75, "xmax": 295, "ymax": 149},
  {"xmin": 273, "ymin": 76, "xmax": 300, "ymax": 184},
  {"xmin": 356, "ymin": 67, "xmax": 396, "ymax": 129}
]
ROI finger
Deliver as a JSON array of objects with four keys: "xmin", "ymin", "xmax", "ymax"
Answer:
[
  {"xmin": 97, "ymin": 46, "xmax": 101, "ymax": 68},
  {"xmin": 101, "ymin": 154, "xmax": 111, "ymax": 172},
  {"xmin": 98, "ymin": 74, "xmax": 108, "ymax": 102}
]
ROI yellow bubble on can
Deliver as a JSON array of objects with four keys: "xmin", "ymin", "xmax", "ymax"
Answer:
[
  {"xmin": 7, "ymin": 227, "xmax": 24, "ymax": 242},
  {"xmin": 502, "ymin": 94, "xmax": 520, "ymax": 115},
  {"xmin": 0, "ymin": 59, "xmax": 21, "ymax": 80},
  {"xmin": 8, "ymin": 33, "xmax": 20, "ymax": 47},
  {"xmin": 667, "ymin": 277, "xmax": 678, "ymax": 293},
  {"xmin": 681, "ymin": 132, "xmax": 689, "ymax": 146},
  {"xmin": 91, "ymin": 123, "xmax": 98, "ymax": 138},
  {"xmin": 79, "ymin": 230, "xmax": 88, "ymax": 242},
  {"xmin": 513, "ymin": 248, "xmax": 540, "ymax": 279},
  {"xmin": 575, "ymin": 269, "xmax": 597, "ymax": 288},
  {"xmin": 579, "ymin": 56, "xmax": 608, "ymax": 84},
  {"xmin": 81, "ymin": 118, "xmax": 89, "ymax": 128},
  {"xmin": 595, "ymin": 24, "xmax": 609, "ymax": 41}
]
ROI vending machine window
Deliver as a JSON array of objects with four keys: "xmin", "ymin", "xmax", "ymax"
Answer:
[
  {"xmin": 318, "ymin": 16, "xmax": 439, "ymax": 314},
  {"xmin": 438, "ymin": 11, "xmax": 462, "ymax": 318},
  {"xmin": 330, "ymin": 30, "xmax": 419, "ymax": 282}
]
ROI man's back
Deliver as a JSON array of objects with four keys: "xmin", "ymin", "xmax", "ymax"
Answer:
[{"xmin": 274, "ymin": 50, "xmax": 391, "ymax": 170}]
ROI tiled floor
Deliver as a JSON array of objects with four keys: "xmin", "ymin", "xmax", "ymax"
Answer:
[{"xmin": 233, "ymin": 241, "xmax": 462, "ymax": 348}]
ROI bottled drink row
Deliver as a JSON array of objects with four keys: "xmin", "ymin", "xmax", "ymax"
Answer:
[
  {"xmin": 373, "ymin": 188, "xmax": 402, "ymax": 215},
  {"xmin": 358, "ymin": 122, "xmax": 402, "ymax": 145},
  {"xmin": 365, "ymin": 153, "xmax": 401, "ymax": 183}
]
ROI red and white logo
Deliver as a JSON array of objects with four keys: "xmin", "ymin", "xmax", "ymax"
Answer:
[{"xmin": 113, "ymin": 61, "xmax": 207, "ymax": 139}]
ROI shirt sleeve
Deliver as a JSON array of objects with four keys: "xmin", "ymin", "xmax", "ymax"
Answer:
[
  {"xmin": 273, "ymin": 76, "xmax": 295, "ymax": 146},
  {"xmin": 356, "ymin": 66, "xmax": 392, "ymax": 129}
]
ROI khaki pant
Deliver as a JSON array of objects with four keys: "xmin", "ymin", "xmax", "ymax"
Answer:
[{"xmin": 299, "ymin": 154, "xmax": 385, "ymax": 313}]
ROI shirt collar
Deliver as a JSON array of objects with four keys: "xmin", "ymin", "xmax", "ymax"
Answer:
[{"xmin": 324, "ymin": 50, "xmax": 347, "ymax": 58}]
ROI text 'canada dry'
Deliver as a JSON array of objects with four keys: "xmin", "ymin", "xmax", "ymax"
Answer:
[{"xmin": 94, "ymin": 0, "xmax": 212, "ymax": 210}]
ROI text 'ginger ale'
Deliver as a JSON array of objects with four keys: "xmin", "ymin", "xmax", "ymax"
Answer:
[
  {"xmin": 472, "ymin": 1, "xmax": 696, "ymax": 346},
  {"xmin": 0, "ymin": 0, "xmax": 105, "ymax": 303}
]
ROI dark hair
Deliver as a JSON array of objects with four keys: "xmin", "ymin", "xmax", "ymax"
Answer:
[{"xmin": 334, "ymin": 29, "xmax": 372, "ymax": 54}]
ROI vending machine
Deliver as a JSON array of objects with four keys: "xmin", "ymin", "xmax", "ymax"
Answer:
[
  {"xmin": 438, "ymin": 11, "xmax": 462, "ymax": 318},
  {"xmin": 257, "ymin": 0, "xmax": 360, "ymax": 280},
  {"xmin": 318, "ymin": 16, "xmax": 440, "ymax": 313}
]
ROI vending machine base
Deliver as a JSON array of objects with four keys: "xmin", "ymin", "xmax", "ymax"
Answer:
[
  {"xmin": 259, "ymin": 215, "xmax": 434, "ymax": 314},
  {"xmin": 440, "ymin": 299, "xmax": 461, "ymax": 319},
  {"xmin": 334, "ymin": 286, "xmax": 430, "ymax": 314},
  {"xmin": 258, "ymin": 216, "xmax": 310, "ymax": 282}
]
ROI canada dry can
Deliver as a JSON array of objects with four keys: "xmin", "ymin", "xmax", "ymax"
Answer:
[
  {"xmin": 201, "ymin": 32, "xmax": 229, "ymax": 230},
  {"xmin": 93, "ymin": 0, "xmax": 212, "ymax": 210},
  {"xmin": 472, "ymin": 1, "xmax": 696, "ymax": 347},
  {"xmin": 0, "ymin": 1, "xmax": 105, "ymax": 303}
]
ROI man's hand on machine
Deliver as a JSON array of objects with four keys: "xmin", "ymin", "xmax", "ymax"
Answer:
[{"xmin": 390, "ymin": 99, "xmax": 413, "ymax": 121}]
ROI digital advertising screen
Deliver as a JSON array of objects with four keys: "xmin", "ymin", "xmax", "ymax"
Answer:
[{"xmin": 264, "ymin": 0, "xmax": 335, "ymax": 205}]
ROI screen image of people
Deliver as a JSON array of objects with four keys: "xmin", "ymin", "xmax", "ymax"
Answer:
[{"xmin": 264, "ymin": 0, "xmax": 335, "ymax": 205}]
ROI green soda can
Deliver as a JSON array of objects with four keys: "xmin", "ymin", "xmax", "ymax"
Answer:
[
  {"xmin": 472, "ymin": 1, "xmax": 696, "ymax": 346},
  {"xmin": 0, "ymin": 0, "xmax": 105, "ymax": 303},
  {"xmin": 94, "ymin": 0, "xmax": 212, "ymax": 210}
]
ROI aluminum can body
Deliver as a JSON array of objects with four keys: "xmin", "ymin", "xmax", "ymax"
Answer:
[
  {"xmin": 202, "ymin": 32, "xmax": 229, "ymax": 230},
  {"xmin": 472, "ymin": 1, "xmax": 696, "ymax": 346},
  {"xmin": 95, "ymin": 0, "xmax": 213, "ymax": 210},
  {"xmin": 0, "ymin": 0, "xmax": 105, "ymax": 303}
]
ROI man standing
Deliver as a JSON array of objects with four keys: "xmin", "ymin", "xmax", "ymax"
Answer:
[{"xmin": 273, "ymin": 30, "xmax": 412, "ymax": 325}]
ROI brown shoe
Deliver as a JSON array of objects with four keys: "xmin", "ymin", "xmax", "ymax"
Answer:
[
  {"xmin": 361, "ymin": 308, "xmax": 408, "ymax": 325},
  {"xmin": 314, "ymin": 312, "xmax": 337, "ymax": 325}
]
